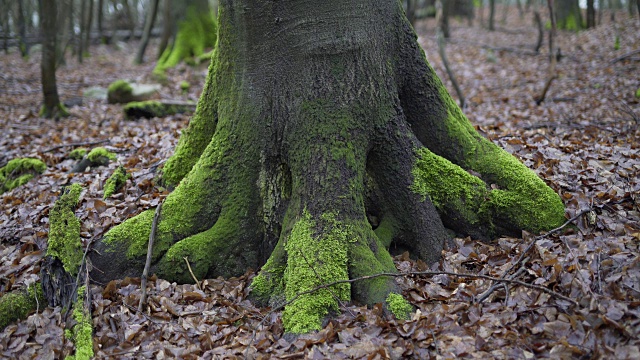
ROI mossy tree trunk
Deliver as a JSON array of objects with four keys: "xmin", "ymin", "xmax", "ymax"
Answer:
[
  {"xmin": 153, "ymin": 0, "xmax": 217, "ymax": 77},
  {"xmin": 90, "ymin": 0, "xmax": 565, "ymax": 334}
]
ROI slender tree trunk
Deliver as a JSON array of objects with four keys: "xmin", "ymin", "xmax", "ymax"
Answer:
[
  {"xmin": 534, "ymin": 11, "xmax": 544, "ymax": 53},
  {"xmin": 438, "ymin": 0, "xmax": 451, "ymax": 38},
  {"xmin": 636, "ymin": 0, "xmax": 640, "ymax": 18},
  {"xmin": 135, "ymin": 0, "xmax": 159, "ymax": 64},
  {"xmin": 17, "ymin": 0, "xmax": 29, "ymax": 57},
  {"xmin": 586, "ymin": 0, "xmax": 595, "ymax": 28},
  {"xmin": 1, "ymin": 0, "xmax": 11, "ymax": 54},
  {"xmin": 436, "ymin": 0, "xmax": 465, "ymax": 107},
  {"xmin": 78, "ymin": 0, "xmax": 86, "ymax": 63},
  {"xmin": 39, "ymin": 0, "xmax": 68, "ymax": 118},
  {"xmin": 97, "ymin": 0, "xmax": 105, "ymax": 43},
  {"xmin": 83, "ymin": 0, "xmax": 94, "ymax": 56},
  {"xmin": 516, "ymin": 0, "xmax": 525, "ymax": 18},
  {"xmin": 536, "ymin": 0, "xmax": 558, "ymax": 105},
  {"xmin": 555, "ymin": 0, "xmax": 583, "ymax": 29},
  {"xmin": 157, "ymin": 0, "xmax": 173, "ymax": 58},
  {"xmin": 489, "ymin": 0, "xmax": 496, "ymax": 30}
]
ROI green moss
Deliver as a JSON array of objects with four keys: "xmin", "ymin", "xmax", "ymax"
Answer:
[
  {"xmin": 65, "ymin": 286, "xmax": 94, "ymax": 360},
  {"xmin": 614, "ymin": 36, "xmax": 620, "ymax": 50},
  {"xmin": 107, "ymin": 79, "xmax": 133, "ymax": 104},
  {"xmin": 123, "ymin": 100, "xmax": 194, "ymax": 119},
  {"xmin": 86, "ymin": 147, "xmax": 116, "ymax": 166},
  {"xmin": 386, "ymin": 292, "xmax": 412, "ymax": 320},
  {"xmin": 0, "ymin": 283, "xmax": 45, "ymax": 330},
  {"xmin": 635, "ymin": 88, "xmax": 640, "ymax": 98},
  {"xmin": 68, "ymin": 148, "xmax": 87, "ymax": 160},
  {"xmin": 103, "ymin": 166, "xmax": 130, "ymax": 199},
  {"xmin": 39, "ymin": 103, "xmax": 69, "ymax": 118},
  {"xmin": 47, "ymin": 184, "xmax": 83, "ymax": 276},
  {"xmin": 0, "ymin": 158, "xmax": 47, "ymax": 194},
  {"xmin": 180, "ymin": 81, "xmax": 190, "ymax": 91},
  {"xmin": 413, "ymin": 67, "xmax": 566, "ymax": 235},
  {"xmin": 282, "ymin": 211, "xmax": 351, "ymax": 334}
]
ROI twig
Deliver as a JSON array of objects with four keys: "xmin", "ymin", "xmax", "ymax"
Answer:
[
  {"xmin": 138, "ymin": 202, "xmax": 162, "ymax": 312},
  {"xmin": 183, "ymin": 257, "xmax": 202, "ymax": 291},
  {"xmin": 436, "ymin": 0, "xmax": 465, "ymax": 108},
  {"xmin": 43, "ymin": 139, "xmax": 109, "ymax": 153},
  {"xmin": 610, "ymin": 49, "xmax": 640, "ymax": 63},
  {"xmin": 477, "ymin": 258, "xmax": 528, "ymax": 303}
]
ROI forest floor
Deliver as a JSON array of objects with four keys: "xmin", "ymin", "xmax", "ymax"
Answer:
[{"xmin": 1, "ymin": 7, "xmax": 639, "ymax": 360}]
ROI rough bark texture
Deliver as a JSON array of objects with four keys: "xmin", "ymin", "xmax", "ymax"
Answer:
[{"xmin": 90, "ymin": 0, "xmax": 565, "ymax": 334}]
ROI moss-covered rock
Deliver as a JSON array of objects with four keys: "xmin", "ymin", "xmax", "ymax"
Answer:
[
  {"xmin": 86, "ymin": 147, "xmax": 116, "ymax": 165},
  {"xmin": 0, "ymin": 283, "xmax": 45, "ymax": 330},
  {"xmin": 68, "ymin": 148, "xmax": 88, "ymax": 160},
  {"xmin": 64, "ymin": 286, "xmax": 94, "ymax": 360},
  {"xmin": 47, "ymin": 184, "xmax": 83, "ymax": 276},
  {"xmin": 0, "ymin": 158, "xmax": 47, "ymax": 194},
  {"xmin": 123, "ymin": 100, "xmax": 195, "ymax": 119},
  {"xmin": 107, "ymin": 79, "xmax": 133, "ymax": 104},
  {"xmin": 103, "ymin": 166, "xmax": 130, "ymax": 199}
]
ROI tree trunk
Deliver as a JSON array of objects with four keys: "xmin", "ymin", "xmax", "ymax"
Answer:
[
  {"xmin": 153, "ymin": 0, "xmax": 217, "ymax": 77},
  {"xmin": 439, "ymin": 0, "xmax": 451, "ymax": 38},
  {"xmin": 17, "ymin": 0, "xmax": 29, "ymax": 57},
  {"xmin": 586, "ymin": 0, "xmax": 595, "ymax": 28},
  {"xmin": 77, "ymin": 0, "xmax": 86, "ymax": 63},
  {"xmin": 489, "ymin": 0, "xmax": 496, "ymax": 30},
  {"xmin": 39, "ymin": 0, "xmax": 68, "ymax": 118},
  {"xmin": 83, "ymin": 0, "xmax": 94, "ymax": 57},
  {"xmin": 135, "ymin": 0, "xmax": 160, "ymax": 64},
  {"xmin": 89, "ymin": 0, "xmax": 565, "ymax": 334},
  {"xmin": 97, "ymin": 0, "xmax": 105, "ymax": 43},
  {"xmin": 157, "ymin": 0, "xmax": 174, "ymax": 59},
  {"xmin": 2, "ymin": 0, "xmax": 11, "ymax": 54},
  {"xmin": 555, "ymin": 0, "xmax": 583, "ymax": 30}
]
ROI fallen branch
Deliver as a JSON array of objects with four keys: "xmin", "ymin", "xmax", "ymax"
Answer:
[
  {"xmin": 183, "ymin": 257, "xmax": 202, "ymax": 291},
  {"xmin": 610, "ymin": 49, "xmax": 640, "ymax": 63},
  {"xmin": 43, "ymin": 139, "xmax": 109, "ymax": 153},
  {"xmin": 138, "ymin": 202, "xmax": 162, "ymax": 312}
]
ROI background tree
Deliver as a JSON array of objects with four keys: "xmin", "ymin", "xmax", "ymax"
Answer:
[
  {"xmin": 152, "ymin": 0, "xmax": 217, "ymax": 78},
  {"xmin": 87, "ymin": 0, "xmax": 565, "ymax": 334},
  {"xmin": 135, "ymin": 0, "xmax": 160, "ymax": 64},
  {"xmin": 555, "ymin": 0, "xmax": 583, "ymax": 30},
  {"xmin": 39, "ymin": 0, "xmax": 68, "ymax": 118},
  {"xmin": 489, "ymin": 0, "xmax": 496, "ymax": 30}
]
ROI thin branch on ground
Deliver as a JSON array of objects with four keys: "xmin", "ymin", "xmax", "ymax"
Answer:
[
  {"xmin": 610, "ymin": 49, "xmax": 640, "ymax": 63},
  {"xmin": 43, "ymin": 139, "xmax": 110, "ymax": 153},
  {"xmin": 183, "ymin": 256, "xmax": 202, "ymax": 291},
  {"xmin": 138, "ymin": 201, "xmax": 162, "ymax": 312}
]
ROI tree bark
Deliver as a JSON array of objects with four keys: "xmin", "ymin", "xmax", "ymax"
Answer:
[
  {"xmin": 17, "ymin": 0, "xmax": 29, "ymax": 57},
  {"xmin": 135, "ymin": 0, "xmax": 160, "ymax": 64},
  {"xmin": 39, "ymin": 0, "xmax": 68, "ymax": 118},
  {"xmin": 586, "ymin": 0, "xmax": 595, "ymax": 28},
  {"xmin": 90, "ymin": 0, "xmax": 565, "ymax": 334}
]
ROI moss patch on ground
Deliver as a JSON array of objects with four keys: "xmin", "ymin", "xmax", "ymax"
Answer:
[
  {"xmin": 64, "ymin": 286, "xmax": 94, "ymax": 360},
  {"xmin": 47, "ymin": 184, "xmax": 83, "ymax": 276},
  {"xmin": 0, "ymin": 158, "xmax": 47, "ymax": 194},
  {"xmin": 0, "ymin": 283, "xmax": 45, "ymax": 330},
  {"xmin": 68, "ymin": 148, "xmax": 87, "ymax": 160},
  {"xmin": 386, "ymin": 292, "xmax": 413, "ymax": 320},
  {"xmin": 103, "ymin": 166, "xmax": 130, "ymax": 199},
  {"xmin": 86, "ymin": 147, "xmax": 116, "ymax": 166},
  {"xmin": 107, "ymin": 79, "xmax": 133, "ymax": 104}
]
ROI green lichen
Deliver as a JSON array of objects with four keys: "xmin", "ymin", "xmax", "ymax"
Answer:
[
  {"xmin": 107, "ymin": 79, "xmax": 133, "ymax": 104},
  {"xmin": 103, "ymin": 166, "xmax": 130, "ymax": 199},
  {"xmin": 386, "ymin": 292, "xmax": 412, "ymax": 320},
  {"xmin": 87, "ymin": 147, "xmax": 116, "ymax": 166},
  {"xmin": 65, "ymin": 286, "xmax": 94, "ymax": 360},
  {"xmin": 47, "ymin": 183, "xmax": 83, "ymax": 276},
  {"xmin": 282, "ymin": 211, "xmax": 351, "ymax": 334},
  {"xmin": 0, "ymin": 158, "xmax": 47, "ymax": 194},
  {"xmin": 0, "ymin": 283, "xmax": 45, "ymax": 330},
  {"xmin": 68, "ymin": 148, "xmax": 87, "ymax": 160}
]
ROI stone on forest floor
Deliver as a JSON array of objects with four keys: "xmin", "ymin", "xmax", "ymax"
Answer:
[
  {"xmin": 0, "ymin": 158, "xmax": 47, "ymax": 194},
  {"xmin": 106, "ymin": 80, "xmax": 162, "ymax": 104}
]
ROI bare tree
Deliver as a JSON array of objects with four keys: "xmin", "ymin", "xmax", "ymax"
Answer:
[
  {"xmin": 39, "ymin": 0, "xmax": 68, "ymax": 118},
  {"xmin": 135, "ymin": 0, "xmax": 160, "ymax": 64}
]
